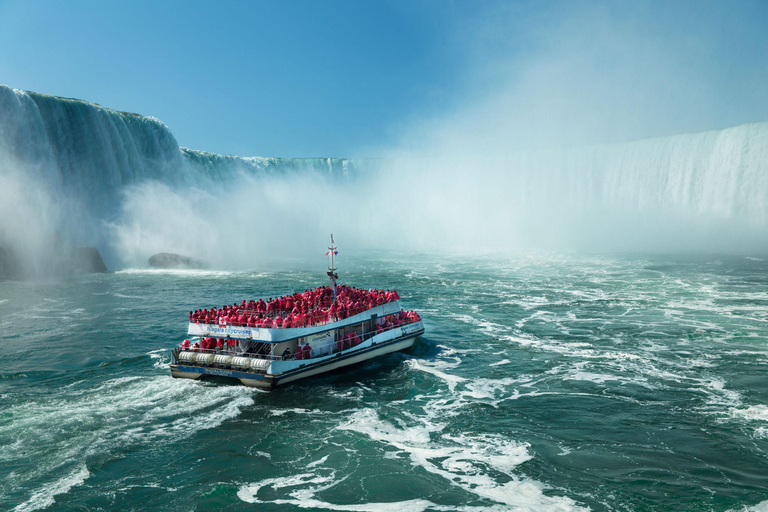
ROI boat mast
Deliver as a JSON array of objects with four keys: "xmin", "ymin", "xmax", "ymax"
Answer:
[{"xmin": 327, "ymin": 234, "xmax": 339, "ymax": 301}]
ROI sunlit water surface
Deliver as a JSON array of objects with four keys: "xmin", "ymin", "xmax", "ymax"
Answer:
[{"xmin": 1, "ymin": 254, "xmax": 768, "ymax": 511}]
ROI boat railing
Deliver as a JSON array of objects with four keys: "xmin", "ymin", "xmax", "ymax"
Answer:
[
  {"xmin": 191, "ymin": 298, "xmax": 397, "ymax": 328},
  {"xmin": 175, "ymin": 315, "xmax": 421, "ymax": 365}
]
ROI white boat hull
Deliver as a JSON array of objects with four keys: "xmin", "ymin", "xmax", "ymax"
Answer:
[{"xmin": 170, "ymin": 322, "xmax": 423, "ymax": 391}]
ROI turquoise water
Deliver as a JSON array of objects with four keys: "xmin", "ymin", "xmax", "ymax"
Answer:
[{"xmin": 1, "ymin": 254, "xmax": 768, "ymax": 511}]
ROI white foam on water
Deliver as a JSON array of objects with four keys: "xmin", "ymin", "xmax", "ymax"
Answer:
[
  {"xmin": 327, "ymin": 387, "xmax": 365, "ymax": 402},
  {"xmin": 407, "ymin": 360, "xmax": 467, "ymax": 392},
  {"xmin": 558, "ymin": 361, "xmax": 650, "ymax": 388},
  {"xmin": 238, "ymin": 471, "xmax": 436, "ymax": 512},
  {"xmin": 2, "ymin": 376, "xmax": 255, "ymax": 508},
  {"xmin": 434, "ymin": 344, "xmax": 465, "ymax": 363},
  {"xmin": 448, "ymin": 312, "xmax": 508, "ymax": 337},
  {"xmin": 113, "ymin": 481, "xmax": 179, "ymax": 493},
  {"xmin": 13, "ymin": 464, "xmax": 89, "ymax": 512},
  {"xmin": 268, "ymin": 408, "xmax": 339, "ymax": 417},
  {"xmin": 113, "ymin": 293, "xmax": 146, "ymax": 299},
  {"xmin": 237, "ymin": 472, "xmax": 330, "ymax": 501},
  {"xmin": 355, "ymin": 382, "xmax": 374, "ymax": 392},
  {"xmin": 730, "ymin": 404, "xmax": 768, "ymax": 422},
  {"xmin": 489, "ymin": 359, "xmax": 511, "ymax": 366},
  {"xmin": 447, "ymin": 347, "xmax": 484, "ymax": 354},
  {"xmin": 727, "ymin": 499, "xmax": 768, "ymax": 512},
  {"xmin": 115, "ymin": 268, "xmax": 236, "ymax": 278},
  {"xmin": 460, "ymin": 377, "xmax": 530, "ymax": 405},
  {"xmin": 501, "ymin": 333, "xmax": 545, "ymax": 347},
  {"xmin": 237, "ymin": 471, "xmax": 437, "ymax": 512},
  {"xmin": 408, "ymin": 353, "xmax": 549, "ymax": 412},
  {"xmin": 701, "ymin": 377, "xmax": 742, "ymax": 407},
  {"xmin": 723, "ymin": 349, "xmax": 768, "ymax": 357},
  {"xmin": 147, "ymin": 349, "xmax": 170, "ymax": 369},
  {"xmin": 563, "ymin": 371, "xmax": 621, "ymax": 385},
  {"xmin": 306, "ymin": 455, "xmax": 330, "ymax": 468},
  {"xmin": 335, "ymin": 408, "xmax": 588, "ymax": 511}
]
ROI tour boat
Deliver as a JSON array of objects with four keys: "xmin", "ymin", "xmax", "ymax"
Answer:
[{"xmin": 169, "ymin": 236, "xmax": 425, "ymax": 390}]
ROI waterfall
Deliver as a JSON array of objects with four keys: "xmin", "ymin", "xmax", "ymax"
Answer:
[
  {"xmin": 0, "ymin": 85, "xmax": 359, "ymax": 275},
  {"xmin": 1, "ymin": 83, "xmax": 766, "ymax": 277}
]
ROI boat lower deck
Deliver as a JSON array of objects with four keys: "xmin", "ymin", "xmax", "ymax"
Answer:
[{"xmin": 170, "ymin": 323, "xmax": 424, "ymax": 390}]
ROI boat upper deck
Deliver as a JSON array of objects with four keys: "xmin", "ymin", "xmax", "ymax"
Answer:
[{"xmin": 186, "ymin": 285, "xmax": 406, "ymax": 342}]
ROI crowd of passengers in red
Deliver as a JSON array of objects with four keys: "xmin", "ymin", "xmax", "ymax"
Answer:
[
  {"xmin": 183, "ymin": 309, "xmax": 421, "ymax": 356},
  {"xmin": 182, "ymin": 285, "xmax": 422, "ymax": 357},
  {"xmin": 188, "ymin": 285, "xmax": 418, "ymax": 329}
]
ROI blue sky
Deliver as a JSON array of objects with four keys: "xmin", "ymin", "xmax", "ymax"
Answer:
[{"xmin": 1, "ymin": 0, "xmax": 767, "ymax": 158}]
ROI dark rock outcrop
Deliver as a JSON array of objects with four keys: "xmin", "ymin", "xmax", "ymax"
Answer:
[
  {"xmin": 0, "ymin": 245, "xmax": 23, "ymax": 280},
  {"xmin": 0, "ymin": 245, "xmax": 107, "ymax": 279},
  {"xmin": 148, "ymin": 253, "xmax": 205, "ymax": 269},
  {"xmin": 65, "ymin": 247, "xmax": 108, "ymax": 274}
]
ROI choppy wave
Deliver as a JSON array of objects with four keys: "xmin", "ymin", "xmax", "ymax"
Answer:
[
  {"xmin": 13, "ymin": 464, "xmax": 90, "ymax": 512},
  {"xmin": 1, "ymin": 239, "xmax": 767, "ymax": 509},
  {"xmin": 115, "ymin": 268, "xmax": 238, "ymax": 278},
  {"xmin": 0, "ymin": 375, "xmax": 254, "ymax": 509}
]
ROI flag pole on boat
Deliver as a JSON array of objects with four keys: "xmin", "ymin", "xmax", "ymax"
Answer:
[{"xmin": 327, "ymin": 234, "xmax": 339, "ymax": 301}]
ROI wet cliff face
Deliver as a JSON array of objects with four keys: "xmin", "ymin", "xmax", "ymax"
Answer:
[
  {"xmin": 148, "ymin": 253, "xmax": 204, "ymax": 270},
  {"xmin": 0, "ymin": 244, "xmax": 107, "ymax": 280},
  {"xmin": 0, "ymin": 245, "xmax": 22, "ymax": 279}
]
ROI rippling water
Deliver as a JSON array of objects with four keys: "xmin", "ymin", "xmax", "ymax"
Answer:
[{"xmin": 1, "ymin": 254, "xmax": 767, "ymax": 511}]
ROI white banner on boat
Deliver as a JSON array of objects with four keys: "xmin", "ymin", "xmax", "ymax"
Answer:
[
  {"xmin": 187, "ymin": 323, "xmax": 265, "ymax": 340},
  {"xmin": 305, "ymin": 330, "xmax": 335, "ymax": 349}
]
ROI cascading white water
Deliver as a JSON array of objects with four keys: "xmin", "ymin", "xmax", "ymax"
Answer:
[
  {"xmin": 0, "ymin": 84, "xmax": 186, "ymax": 274},
  {"xmin": 532, "ymin": 123, "xmax": 768, "ymax": 219},
  {"xmin": 0, "ymin": 85, "xmax": 356, "ymax": 275},
  {"xmin": 488, "ymin": 123, "xmax": 768, "ymax": 251},
  {"xmin": 0, "ymin": 83, "xmax": 766, "ymax": 277}
]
